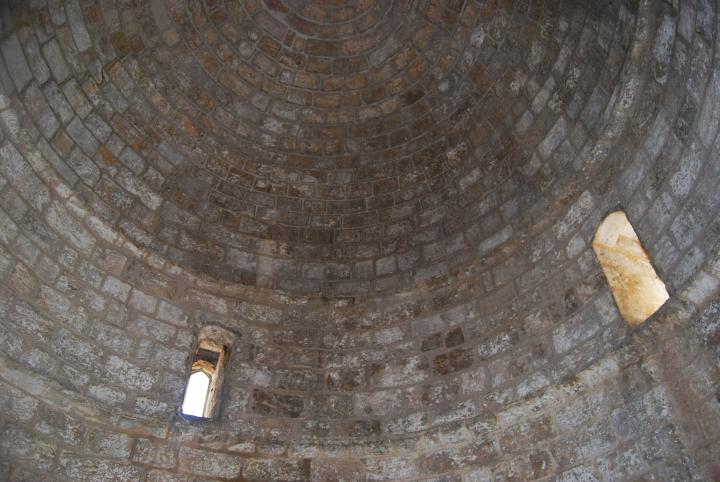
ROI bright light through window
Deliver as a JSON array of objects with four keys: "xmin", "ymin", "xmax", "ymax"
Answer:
[
  {"xmin": 182, "ymin": 371, "xmax": 210, "ymax": 417},
  {"xmin": 593, "ymin": 211, "xmax": 669, "ymax": 326}
]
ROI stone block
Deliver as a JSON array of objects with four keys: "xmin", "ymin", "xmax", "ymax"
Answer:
[
  {"xmin": 177, "ymin": 447, "xmax": 242, "ymax": 478},
  {"xmin": 104, "ymin": 355, "xmax": 158, "ymax": 391},
  {"xmin": 67, "ymin": 116, "xmax": 98, "ymax": 156},
  {"xmin": 372, "ymin": 355, "xmax": 430, "ymax": 387},
  {"xmin": 87, "ymin": 429, "xmax": 133, "ymax": 458},
  {"xmin": 42, "ymin": 39, "xmax": 72, "ymax": 83},
  {"xmin": 0, "ymin": 142, "xmax": 50, "ymax": 211},
  {"xmin": 0, "ymin": 427, "xmax": 56, "ymax": 471},
  {"xmin": 1, "ymin": 33, "xmax": 32, "ymax": 90},
  {"xmin": 244, "ymin": 459, "xmax": 304, "ymax": 481},
  {"xmin": 46, "ymin": 202, "xmax": 95, "ymax": 251},
  {"xmin": 0, "ymin": 381, "xmax": 38, "ymax": 422},
  {"xmin": 129, "ymin": 288, "xmax": 158, "ymax": 314},
  {"xmin": 252, "ymin": 389, "xmax": 304, "ymax": 417},
  {"xmin": 58, "ymin": 452, "xmax": 144, "ymax": 481},
  {"xmin": 133, "ymin": 439, "xmax": 177, "ymax": 469},
  {"xmin": 24, "ymin": 83, "xmax": 59, "ymax": 139},
  {"xmin": 65, "ymin": 0, "xmax": 92, "ymax": 52},
  {"xmin": 102, "ymin": 275, "xmax": 131, "ymax": 301},
  {"xmin": 311, "ymin": 459, "xmax": 366, "ymax": 481},
  {"xmin": 275, "ymin": 367, "xmax": 322, "ymax": 391},
  {"xmin": 127, "ymin": 314, "xmax": 176, "ymax": 343},
  {"xmin": 433, "ymin": 348, "xmax": 474, "ymax": 375}
]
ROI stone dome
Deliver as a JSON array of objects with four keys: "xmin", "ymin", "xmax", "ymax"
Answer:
[{"xmin": 0, "ymin": 0, "xmax": 719, "ymax": 480}]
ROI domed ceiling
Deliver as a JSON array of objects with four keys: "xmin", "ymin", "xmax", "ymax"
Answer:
[
  {"xmin": 15, "ymin": 0, "xmax": 630, "ymax": 297},
  {"xmin": 2, "ymin": 0, "xmax": 720, "ymax": 480}
]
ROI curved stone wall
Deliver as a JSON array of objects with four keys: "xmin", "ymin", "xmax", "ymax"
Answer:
[{"xmin": 0, "ymin": 0, "xmax": 719, "ymax": 480}]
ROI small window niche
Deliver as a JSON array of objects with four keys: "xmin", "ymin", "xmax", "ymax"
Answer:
[
  {"xmin": 181, "ymin": 326, "xmax": 235, "ymax": 419},
  {"xmin": 592, "ymin": 211, "xmax": 669, "ymax": 326}
]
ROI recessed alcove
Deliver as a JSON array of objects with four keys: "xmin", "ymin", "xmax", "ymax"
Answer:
[{"xmin": 180, "ymin": 325, "xmax": 235, "ymax": 419}]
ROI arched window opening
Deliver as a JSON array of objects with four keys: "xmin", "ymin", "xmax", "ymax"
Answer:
[
  {"xmin": 182, "ymin": 370, "xmax": 211, "ymax": 417},
  {"xmin": 592, "ymin": 211, "xmax": 669, "ymax": 326},
  {"xmin": 180, "ymin": 326, "xmax": 235, "ymax": 419}
]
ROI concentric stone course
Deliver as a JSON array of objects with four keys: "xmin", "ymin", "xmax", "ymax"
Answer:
[{"xmin": 0, "ymin": 0, "xmax": 719, "ymax": 480}]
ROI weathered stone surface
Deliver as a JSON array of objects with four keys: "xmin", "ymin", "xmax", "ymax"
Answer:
[
  {"xmin": 87, "ymin": 429, "xmax": 132, "ymax": 458},
  {"xmin": 1, "ymin": 33, "xmax": 32, "ymax": 90},
  {"xmin": 252, "ymin": 389, "xmax": 304, "ymax": 418},
  {"xmin": 0, "ymin": 142, "xmax": 50, "ymax": 211},
  {"xmin": 0, "ymin": 1, "xmax": 719, "ymax": 480},
  {"xmin": 58, "ymin": 453, "xmax": 144, "ymax": 481},
  {"xmin": 104, "ymin": 355, "xmax": 158, "ymax": 391},
  {"xmin": 132, "ymin": 438, "xmax": 177, "ymax": 469},
  {"xmin": 177, "ymin": 447, "xmax": 241, "ymax": 478}
]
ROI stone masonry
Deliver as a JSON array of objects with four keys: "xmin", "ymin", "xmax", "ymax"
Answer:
[{"xmin": 0, "ymin": 0, "xmax": 720, "ymax": 480}]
